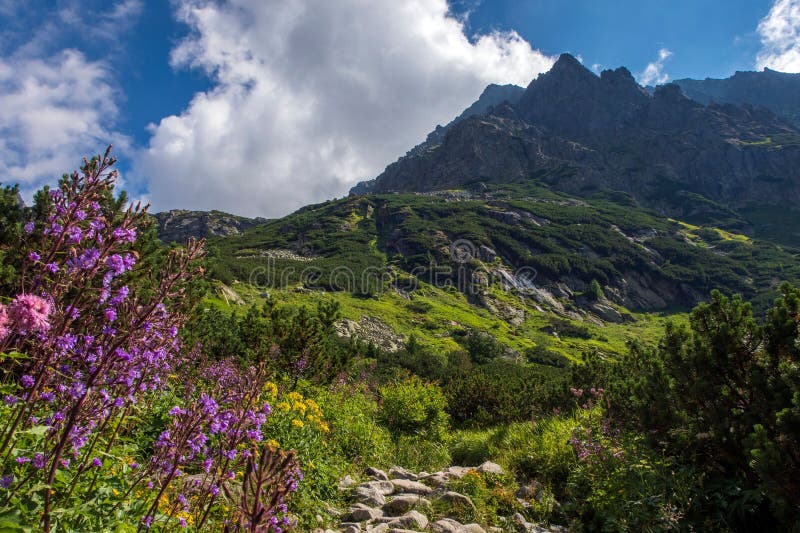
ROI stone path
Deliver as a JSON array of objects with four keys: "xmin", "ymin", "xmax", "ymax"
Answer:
[{"xmin": 312, "ymin": 463, "xmax": 564, "ymax": 533}]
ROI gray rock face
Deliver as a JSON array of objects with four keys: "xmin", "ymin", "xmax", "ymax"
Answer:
[
  {"xmin": 351, "ymin": 54, "xmax": 800, "ymax": 220},
  {"xmin": 674, "ymin": 68, "xmax": 800, "ymax": 129},
  {"xmin": 152, "ymin": 210, "xmax": 265, "ymax": 243}
]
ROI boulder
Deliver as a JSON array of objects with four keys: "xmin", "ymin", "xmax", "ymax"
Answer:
[
  {"xmin": 390, "ymin": 479, "xmax": 433, "ymax": 495},
  {"xmin": 476, "ymin": 461, "xmax": 503, "ymax": 475},
  {"xmin": 438, "ymin": 491, "xmax": 475, "ymax": 510},
  {"xmin": 388, "ymin": 510, "xmax": 428, "ymax": 530},
  {"xmin": 383, "ymin": 494, "xmax": 430, "ymax": 515},
  {"xmin": 389, "ymin": 466, "xmax": 418, "ymax": 480},
  {"xmin": 345, "ymin": 503, "xmax": 384, "ymax": 522},
  {"xmin": 352, "ymin": 485, "xmax": 386, "ymax": 507},
  {"xmin": 366, "ymin": 467, "xmax": 389, "ymax": 481},
  {"xmin": 430, "ymin": 518, "xmax": 464, "ymax": 532},
  {"xmin": 360, "ymin": 480, "xmax": 395, "ymax": 496}
]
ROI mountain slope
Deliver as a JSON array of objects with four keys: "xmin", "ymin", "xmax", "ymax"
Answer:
[
  {"xmin": 674, "ymin": 68, "xmax": 800, "ymax": 129},
  {"xmin": 351, "ymin": 55, "xmax": 800, "ymax": 244}
]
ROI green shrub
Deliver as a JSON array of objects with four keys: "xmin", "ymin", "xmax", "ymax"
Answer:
[{"xmin": 378, "ymin": 376, "xmax": 449, "ymax": 442}]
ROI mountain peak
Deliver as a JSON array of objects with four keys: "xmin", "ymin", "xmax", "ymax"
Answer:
[{"xmin": 552, "ymin": 53, "xmax": 586, "ymax": 71}]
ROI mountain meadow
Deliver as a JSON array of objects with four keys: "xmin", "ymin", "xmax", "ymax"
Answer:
[{"xmin": 2, "ymin": 57, "xmax": 800, "ymax": 532}]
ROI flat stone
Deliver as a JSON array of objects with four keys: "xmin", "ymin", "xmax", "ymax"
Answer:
[
  {"xmin": 366, "ymin": 525, "xmax": 390, "ymax": 533},
  {"xmin": 388, "ymin": 510, "xmax": 428, "ymax": 530},
  {"xmin": 438, "ymin": 491, "xmax": 475, "ymax": 509},
  {"xmin": 457, "ymin": 525, "xmax": 486, "ymax": 533},
  {"xmin": 366, "ymin": 467, "xmax": 389, "ymax": 481},
  {"xmin": 345, "ymin": 503, "xmax": 384, "ymax": 522},
  {"xmin": 360, "ymin": 480, "xmax": 395, "ymax": 495},
  {"xmin": 390, "ymin": 479, "xmax": 433, "ymax": 495},
  {"xmin": 341, "ymin": 523, "xmax": 361, "ymax": 533},
  {"xmin": 422, "ymin": 473, "xmax": 449, "ymax": 488},
  {"xmin": 389, "ymin": 466, "xmax": 418, "ymax": 480},
  {"xmin": 382, "ymin": 493, "xmax": 430, "ymax": 515},
  {"xmin": 430, "ymin": 518, "xmax": 463, "ymax": 532},
  {"xmin": 476, "ymin": 461, "xmax": 503, "ymax": 475},
  {"xmin": 443, "ymin": 466, "xmax": 473, "ymax": 478},
  {"xmin": 352, "ymin": 485, "xmax": 386, "ymax": 506}
]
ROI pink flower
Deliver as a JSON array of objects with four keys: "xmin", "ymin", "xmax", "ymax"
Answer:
[
  {"xmin": 0, "ymin": 305, "xmax": 9, "ymax": 340},
  {"xmin": 8, "ymin": 294, "xmax": 52, "ymax": 333}
]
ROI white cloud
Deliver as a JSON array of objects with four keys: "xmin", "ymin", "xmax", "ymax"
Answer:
[
  {"xmin": 136, "ymin": 0, "xmax": 554, "ymax": 217},
  {"xmin": 638, "ymin": 48, "xmax": 672, "ymax": 86},
  {"xmin": 756, "ymin": 0, "xmax": 800, "ymax": 72},
  {"xmin": 0, "ymin": 50, "xmax": 130, "ymax": 197}
]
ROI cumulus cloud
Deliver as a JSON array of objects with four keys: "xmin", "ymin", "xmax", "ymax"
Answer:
[
  {"xmin": 0, "ymin": 0, "xmax": 142, "ymax": 199},
  {"xmin": 756, "ymin": 0, "xmax": 800, "ymax": 72},
  {"xmin": 0, "ymin": 50, "xmax": 130, "ymax": 197},
  {"xmin": 638, "ymin": 48, "xmax": 672, "ymax": 86},
  {"xmin": 136, "ymin": 0, "xmax": 555, "ymax": 217}
]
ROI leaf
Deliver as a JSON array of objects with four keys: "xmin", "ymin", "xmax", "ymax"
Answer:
[
  {"xmin": 18, "ymin": 425, "xmax": 49, "ymax": 437},
  {"xmin": 0, "ymin": 352, "xmax": 29, "ymax": 362}
]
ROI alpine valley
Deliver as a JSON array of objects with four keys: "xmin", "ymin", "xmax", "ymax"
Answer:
[{"xmin": 165, "ymin": 54, "xmax": 800, "ymax": 362}]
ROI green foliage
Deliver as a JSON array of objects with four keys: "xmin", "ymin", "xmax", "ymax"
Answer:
[
  {"xmin": 463, "ymin": 329, "xmax": 505, "ymax": 364},
  {"xmin": 586, "ymin": 279, "xmax": 604, "ymax": 301},
  {"xmin": 378, "ymin": 376, "xmax": 449, "ymax": 442},
  {"xmin": 582, "ymin": 285, "xmax": 800, "ymax": 529},
  {"xmin": 443, "ymin": 360, "xmax": 569, "ymax": 428}
]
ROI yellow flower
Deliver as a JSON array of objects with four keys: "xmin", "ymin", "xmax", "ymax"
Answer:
[
  {"xmin": 292, "ymin": 401, "xmax": 307, "ymax": 414},
  {"xmin": 287, "ymin": 391, "xmax": 304, "ymax": 402},
  {"xmin": 291, "ymin": 419, "xmax": 304, "ymax": 428},
  {"xmin": 277, "ymin": 401, "xmax": 291, "ymax": 412},
  {"xmin": 262, "ymin": 381, "xmax": 278, "ymax": 400},
  {"xmin": 318, "ymin": 422, "xmax": 330, "ymax": 433},
  {"xmin": 267, "ymin": 439, "xmax": 280, "ymax": 449}
]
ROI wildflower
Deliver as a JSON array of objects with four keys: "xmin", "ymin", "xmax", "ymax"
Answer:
[
  {"xmin": 291, "ymin": 419, "xmax": 304, "ymax": 428},
  {"xmin": 27, "ymin": 251, "xmax": 40, "ymax": 262},
  {"xmin": 8, "ymin": 294, "xmax": 52, "ymax": 333},
  {"xmin": 32, "ymin": 453, "xmax": 46, "ymax": 469},
  {"xmin": 23, "ymin": 221, "xmax": 35, "ymax": 234},
  {"xmin": 91, "ymin": 457, "xmax": 102, "ymax": 468},
  {"xmin": 0, "ymin": 305, "xmax": 9, "ymax": 340},
  {"xmin": 0, "ymin": 475, "xmax": 14, "ymax": 489}
]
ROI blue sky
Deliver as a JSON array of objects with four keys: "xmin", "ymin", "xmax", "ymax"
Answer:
[{"xmin": 0, "ymin": 0, "xmax": 798, "ymax": 217}]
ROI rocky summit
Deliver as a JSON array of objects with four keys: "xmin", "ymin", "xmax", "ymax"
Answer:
[{"xmin": 351, "ymin": 54, "xmax": 800, "ymax": 235}]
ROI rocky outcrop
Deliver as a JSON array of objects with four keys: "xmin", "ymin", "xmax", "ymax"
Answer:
[
  {"xmin": 674, "ymin": 68, "xmax": 800, "ymax": 129},
  {"xmin": 334, "ymin": 317, "xmax": 406, "ymax": 353},
  {"xmin": 153, "ymin": 210, "xmax": 266, "ymax": 243},
  {"xmin": 351, "ymin": 54, "xmax": 800, "ymax": 220}
]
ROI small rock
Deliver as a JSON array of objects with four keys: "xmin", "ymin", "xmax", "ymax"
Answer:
[
  {"xmin": 383, "ymin": 494, "xmax": 430, "ymax": 515},
  {"xmin": 516, "ymin": 480, "xmax": 543, "ymax": 500},
  {"xmin": 458, "ymin": 525, "xmax": 487, "ymax": 533},
  {"xmin": 390, "ymin": 479, "xmax": 433, "ymax": 495},
  {"xmin": 389, "ymin": 466, "xmax": 418, "ymax": 480},
  {"xmin": 341, "ymin": 523, "xmax": 361, "ymax": 533},
  {"xmin": 366, "ymin": 525, "xmax": 390, "ymax": 533},
  {"xmin": 352, "ymin": 485, "xmax": 386, "ymax": 506},
  {"xmin": 438, "ymin": 491, "xmax": 475, "ymax": 509},
  {"xmin": 422, "ymin": 473, "xmax": 449, "ymax": 488},
  {"xmin": 430, "ymin": 518, "xmax": 463, "ymax": 532},
  {"xmin": 367, "ymin": 467, "xmax": 389, "ymax": 481},
  {"xmin": 346, "ymin": 503, "xmax": 384, "ymax": 522},
  {"xmin": 361, "ymin": 480, "xmax": 395, "ymax": 495},
  {"xmin": 443, "ymin": 466, "xmax": 472, "ymax": 478},
  {"xmin": 388, "ymin": 510, "xmax": 428, "ymax": 530},
  {"xmin": 476, "ymin": 461, "xmax": 503, "ymax": 475},
  {"xmin": 339, "ymin": 475, "xmax": 357, "ymax": 490}
]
